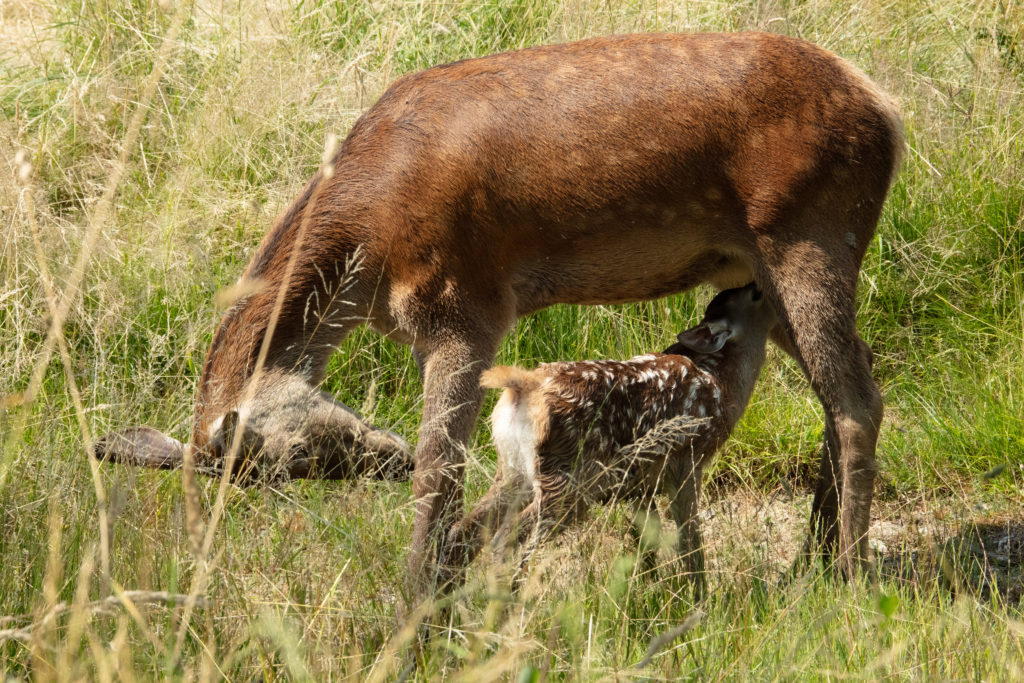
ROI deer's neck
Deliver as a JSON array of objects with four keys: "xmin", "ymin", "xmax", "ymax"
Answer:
[{"xmin": 189, "ymin": 168, "xmax": 377, "ymax": 451}]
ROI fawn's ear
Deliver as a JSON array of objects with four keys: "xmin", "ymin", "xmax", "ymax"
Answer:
[
  {"xmin": 676, "ymin": 322, "xmax": 732, "ymax": 354},
  {"xmin": 94, "ymin": 427, "xmax": 184, "ymax": 469}
]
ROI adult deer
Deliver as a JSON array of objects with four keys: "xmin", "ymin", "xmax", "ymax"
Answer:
[{"xmin": 97, "ymin": 32, "xmax": 902, "ymax": 593}]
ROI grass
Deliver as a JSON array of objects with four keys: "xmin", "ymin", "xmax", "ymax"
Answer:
[{"xmin": 2, "ymin": 0, "xmax": 1024, "ymax": 678}]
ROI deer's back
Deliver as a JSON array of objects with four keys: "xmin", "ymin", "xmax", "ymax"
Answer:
[{"xmin": 346, "ymin": 32, "xmax": 902, "ymax": 317}]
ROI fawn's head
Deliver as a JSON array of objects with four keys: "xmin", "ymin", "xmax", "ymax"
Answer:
[{"xmin": 675, "ymin": 283, "xmax": 776, "ymax": 354}]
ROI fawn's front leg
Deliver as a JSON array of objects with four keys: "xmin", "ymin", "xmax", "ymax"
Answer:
[{"xmin": 669, "ymin": 460, "xmax": 706, "ymax": 597}]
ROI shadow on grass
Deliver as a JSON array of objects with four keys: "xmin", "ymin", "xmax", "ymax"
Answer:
[{"xmin": 878, "ymin": 517, "xmax": 1024, "ymax": 605}]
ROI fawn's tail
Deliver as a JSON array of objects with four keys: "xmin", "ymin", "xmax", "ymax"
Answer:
[{"xmin": 480, "ymin": 365, "xmax": 543, "ymax": 397}]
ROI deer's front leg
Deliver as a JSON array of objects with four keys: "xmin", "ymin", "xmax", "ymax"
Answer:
[{"xmin": 408, "ymin": 332, "xmax": 502, "ymax": 598}]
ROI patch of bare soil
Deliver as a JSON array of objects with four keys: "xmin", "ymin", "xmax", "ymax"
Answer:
[
  {"xmin": 873, "ymin": 511, "xmax": 1024, "ymax": 604},
  {"xmin": 700, "ymin": 490, "xmax": 1024, "ymax": 604}
]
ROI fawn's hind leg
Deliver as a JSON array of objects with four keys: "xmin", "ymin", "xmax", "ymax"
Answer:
[
  {"xmin": 511, "ymin": 474, "xmax": 588, "ymax": 583},
  {"xmin": 443, "ymin": 472, "xmax": 532, "ymax": 575},
  {"xmin": 630, "ymin": 504, "xmax": 663, "ymax": 575}
]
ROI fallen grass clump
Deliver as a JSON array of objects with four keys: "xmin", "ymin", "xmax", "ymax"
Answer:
[{"xmin": 1, "ymin": 0, "xmax": 1023, "ymax": 678}]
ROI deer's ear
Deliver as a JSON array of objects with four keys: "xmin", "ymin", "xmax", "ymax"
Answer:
[
  {"xmin": 676, "ymin": 322, "xmax": 731, "ymax": 354},
  {"xmin": 221, "ymin": 409, "xmax": 239, "ymax": 437},
  {"xmin": 211, "ymin": 410, "xmax": 240, "ymax": 453}
]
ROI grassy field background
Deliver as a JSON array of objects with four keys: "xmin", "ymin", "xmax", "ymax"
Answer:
[{"xmin": 2, "ymin": 0, "xmax": 1023, "ymax": 678}]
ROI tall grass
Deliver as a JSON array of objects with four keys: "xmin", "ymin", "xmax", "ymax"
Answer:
[{"xmin": 1, "ymin": 0, "xmax": 1023, "ymax": 678}]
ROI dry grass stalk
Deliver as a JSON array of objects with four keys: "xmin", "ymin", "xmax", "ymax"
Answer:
[{"xmin": 0, "ymin": 591, "xmax": 209, "ymax": 646}]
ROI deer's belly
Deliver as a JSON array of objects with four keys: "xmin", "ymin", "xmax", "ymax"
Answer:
[{"xmin": 511, "ymin": 242, "xmax": 753, "ymax": 313}]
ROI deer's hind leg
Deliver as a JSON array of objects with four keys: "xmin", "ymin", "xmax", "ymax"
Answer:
[{"xmin": 756, "ymin": 220, "xmax": 883, "ymax": 580}]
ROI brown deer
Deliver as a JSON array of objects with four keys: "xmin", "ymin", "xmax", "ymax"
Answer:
[
  {"xmin": 445, "ymin": 284, "xmax": 776, "ymax": 592},
  {"xmin": 96, "ymin": 32, "xmax": 903, "ymax": 594}
]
